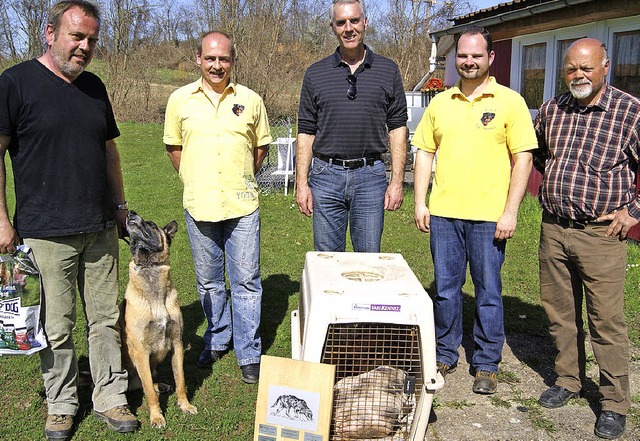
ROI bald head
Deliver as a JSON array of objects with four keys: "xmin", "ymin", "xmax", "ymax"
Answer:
[
  {"xmin": 196, "ymin": 31, "xmax": 235, "ymax": 93},
  {"xmin": 563, "ymin": 38, "xmax": 609, "ymax": 106},
  {"xmin": 564, "ymin": 38, "xmax": 608, "ymax": 68}
]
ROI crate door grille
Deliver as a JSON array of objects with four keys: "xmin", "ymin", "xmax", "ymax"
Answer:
[{"xmin": 321, "ymin": 323, "xmax": 423, "ymax": 440}]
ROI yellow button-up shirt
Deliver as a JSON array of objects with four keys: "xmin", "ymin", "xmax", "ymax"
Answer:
[{"xmin": 163, "ymin": 79, "xmax": 272, "ymax": 222}]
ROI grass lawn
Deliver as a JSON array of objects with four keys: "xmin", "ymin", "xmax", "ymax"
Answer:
[{"xmin": 0, "ymin": 121, "xmax": 639, "ymax": 440}]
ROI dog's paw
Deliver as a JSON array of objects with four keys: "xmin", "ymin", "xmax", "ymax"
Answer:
[
  {"xmin": 150, "ymin": 414, "xmax": 167, "ymax": 429},
  {"xmin": 177, "ymin": 400, "xmax": 198, "ymax": 415}
]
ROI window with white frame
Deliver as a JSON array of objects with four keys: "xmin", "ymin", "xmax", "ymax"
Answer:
[
  {"xmin": 611, "ymin": 30, "xmax": 640, "ymax": 98},
  {"xmin": 511, "ymin": 16, "xmax": 640, "ymax": 109},
  {"xmin": 555, "ymin": 38, "xmax": 582, "ymax": 96},
  {"xmin": 521, "ymin": 43, "xmax": 546, "ymax": 109}
]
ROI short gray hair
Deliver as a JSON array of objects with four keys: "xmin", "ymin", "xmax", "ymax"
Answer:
[{"xmin": 330, "ymin": 0, "xmax": 366, "ymax": 23}]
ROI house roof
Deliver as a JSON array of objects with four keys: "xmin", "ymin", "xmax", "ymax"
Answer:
[
  {"xmin": 452, "ymin": 0, "xmax": 558, "ymax": 25},
  {"xmin": 430, "ymin": 0, "xmax": 597, "ymax": 40}
]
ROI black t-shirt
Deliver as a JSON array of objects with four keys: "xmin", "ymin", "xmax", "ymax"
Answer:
[{"xmin": 0, "ymin": 59, "xmax": 120, "ymax": 238}]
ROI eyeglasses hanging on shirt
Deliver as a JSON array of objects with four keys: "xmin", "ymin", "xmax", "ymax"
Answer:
[{"xmin": 346, "ymin": 74, "xmax": 357, "ymax": 100}]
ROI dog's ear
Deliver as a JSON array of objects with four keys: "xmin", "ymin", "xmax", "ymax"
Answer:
[{"xmin": 163, "ymin": 221, "xmax": 179, "ymax": 240}]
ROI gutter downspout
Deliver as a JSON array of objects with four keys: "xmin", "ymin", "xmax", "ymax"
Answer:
[{"xmin": 413, "ymin": 36, "xmax": 439, "ymax": 92}]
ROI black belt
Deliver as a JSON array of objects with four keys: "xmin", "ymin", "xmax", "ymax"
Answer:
[
  {"xmin": 542, "ymin": 210, "xmax": 611, "ymax": 229},
  {"xmin": 314, "ymin": 153, "xmax": 381, "ymax": 169}
]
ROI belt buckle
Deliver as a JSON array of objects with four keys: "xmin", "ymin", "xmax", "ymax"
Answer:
[{"xmin": 343, "ymin": 158, "xmax": 362, "ymax": 169}]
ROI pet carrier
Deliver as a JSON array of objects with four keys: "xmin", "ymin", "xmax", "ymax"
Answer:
[{"xmin": 291, "ymin": 252, "xmax": 443, "ymax": 440}]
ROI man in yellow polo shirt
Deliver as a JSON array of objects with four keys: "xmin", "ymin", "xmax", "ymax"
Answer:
[
  {"xmin": 412, "ymin": 26, "xmax": 536, "ymax": 394},
  {"xmin": 163, "ymin": 31, "xmax": 272, "ymax": 384}
]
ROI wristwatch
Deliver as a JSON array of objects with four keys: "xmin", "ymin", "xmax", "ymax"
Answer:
[{"xmin": 116, "ymin": 202, "xmax": 128, "ymax": 210}]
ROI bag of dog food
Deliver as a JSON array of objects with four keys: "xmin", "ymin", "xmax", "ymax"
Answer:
[{"xmin": 0, "ymin": 244, "xmax": 47, "ymax": 356}]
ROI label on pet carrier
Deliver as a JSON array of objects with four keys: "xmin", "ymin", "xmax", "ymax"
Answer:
[{"xmin": 352, "ymin": 303, "xmax": 401, "ymax": 312}]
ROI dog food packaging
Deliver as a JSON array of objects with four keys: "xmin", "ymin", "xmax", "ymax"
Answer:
[{"xmin": 0, "ymin": 245, "xmax": 46, "ymax": 356}]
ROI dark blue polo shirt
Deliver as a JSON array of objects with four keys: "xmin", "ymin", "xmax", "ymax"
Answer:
[{"xmin": 297, "ymin": 45, "xmax": 407, "ymax": 159}]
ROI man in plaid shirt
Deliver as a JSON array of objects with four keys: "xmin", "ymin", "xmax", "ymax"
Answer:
[{"xmin": 534, "ymin": 37, "xmax": 640, "ymax": 440}]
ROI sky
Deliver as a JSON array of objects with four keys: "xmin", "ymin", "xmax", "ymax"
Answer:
[{"xmin": 470, "ymin": 0, "xmax": 503, "ymax": 12}]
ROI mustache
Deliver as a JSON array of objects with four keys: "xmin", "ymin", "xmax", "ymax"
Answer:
[{"xmin": 570, "ymin": 79, "xmax": 591, "ymax": 86}]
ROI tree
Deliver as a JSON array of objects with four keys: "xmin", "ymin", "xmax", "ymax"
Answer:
[{"xmin": 371, "ymin": 0, "xmax": 471, "ymax": 90}]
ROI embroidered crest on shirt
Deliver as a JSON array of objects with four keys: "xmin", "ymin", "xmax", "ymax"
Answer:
[
  {"xmin": 480, "ymin": 112, "xmax": 495, "ymax": 126},
  {"xmin": 232, "ymin": 104, "xmax": 245, "ymax": 116}
]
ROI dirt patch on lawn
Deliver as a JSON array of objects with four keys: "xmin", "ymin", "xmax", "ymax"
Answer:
[{"xmin": 425, "ymin": 334, "xmax": 639, "ymax": 440}]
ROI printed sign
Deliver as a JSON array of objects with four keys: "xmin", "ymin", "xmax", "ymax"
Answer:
[
  {"xmin": 0, "ymin": 245, "xmax": 47, "ymax": 356},
  {"xmin": 254, "ymin": 356, "xmax": 334, "ymax": 441}
]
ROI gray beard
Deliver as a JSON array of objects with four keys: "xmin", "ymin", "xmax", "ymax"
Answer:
[{"xmin": 569, "ymin": 81, "xmax": 592, "ymax": 100}]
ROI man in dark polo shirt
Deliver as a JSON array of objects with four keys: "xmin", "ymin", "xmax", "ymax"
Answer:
[{"xmin": 295, "ymin": 0, "xmax": 407, "ymax": 252}]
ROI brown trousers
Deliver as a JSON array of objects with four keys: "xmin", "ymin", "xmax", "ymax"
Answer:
[{"xmin": 538, "ymin": 220, "xmax": 630, "ymax": 414}]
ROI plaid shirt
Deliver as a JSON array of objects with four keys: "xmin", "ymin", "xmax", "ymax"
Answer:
[{"xmin": 534, "ymin": 84, "xmax": 640, "ymax": 221}]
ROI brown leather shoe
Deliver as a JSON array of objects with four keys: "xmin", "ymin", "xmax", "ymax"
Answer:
[
  {"xmin": 436, "ymin": 361, "xmax": 457, "ymax": 378},
  {"xmin": 472, "ymin": 370, "xmax": 497, "ymax": 394},
  {"xmin": 45, "ymin": 414, "xmax": 74, "ymax": 441},
  {"xmin": 94, "ymin": 405, "xmax": 139, "ymax": 433}
]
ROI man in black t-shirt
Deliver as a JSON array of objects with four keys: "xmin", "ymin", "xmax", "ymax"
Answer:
[{"xmin": 0, "ymin": 1, "xmax": 138, "ymax": 439}]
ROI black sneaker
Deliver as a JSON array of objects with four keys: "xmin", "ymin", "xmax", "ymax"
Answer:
[
  {"xmin": 538, "ymin": 385, "xmax": 580, "ymax": 409},
  {"xmin": 198, "ymin": 349, "xmax": 226, "ymax": 368},
  {"xmin": 241, "ymin": 363, "xmax": 260, "ymax": 384},
  {"xmin": 94, "ymin": 405, "xmax": 139, "ymax": 433},
  {"xmin": 595, "ymin": 411, "xmax": 626, "ymax": 439},
  {"xmin": 45, "ymin": 414, "xmax": 74, "ymax": 441}
]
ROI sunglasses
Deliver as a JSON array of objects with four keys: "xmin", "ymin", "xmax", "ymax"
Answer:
[{"xmin": 346, "ymin": 74, "xmax": 357, "ymax": 100}]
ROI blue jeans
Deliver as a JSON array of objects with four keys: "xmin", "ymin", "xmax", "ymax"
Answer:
[
  {"xmin": 429, "ymin": 216, "xmax": 506, "ymax": 373},
  {"xmin": 185, "ymin": 209, "xmax": 262, "ymax": 366},
  {"xmin": 309, "ymin": 156, "xmax": 387, "ymax": 252},
  {"xmin": 25, "ymin": 227, "xmax": 129, "ymax": 415}
]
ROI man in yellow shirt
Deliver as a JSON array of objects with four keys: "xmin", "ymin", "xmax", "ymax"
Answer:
[
  {"xmin": 412, "ymin": 26, "xmax": 536, "ymax": 394},
  {"xmin": 163, "ymin": 31, "xmax": 272, "ymax": 384}
]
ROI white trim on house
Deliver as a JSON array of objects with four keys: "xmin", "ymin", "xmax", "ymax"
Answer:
[{"xmin": 509, "ymin": 15, "xmax": 640, "ymax": 113}]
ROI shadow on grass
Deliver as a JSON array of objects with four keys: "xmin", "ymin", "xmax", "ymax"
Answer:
[
  {"xmin": 260, "ymin": 273, "xmax": 300, "ymax": 353},
  {"xmin": 73, "ymin": 297, "xmax": 212, "ymax": 426},
  {"xmin": 124, "ymin": 272, "xmax": 299, "ymax": 417},
  {"xmin": 425, "ymin": 279, "xmax": 600, "ymax": 412}
]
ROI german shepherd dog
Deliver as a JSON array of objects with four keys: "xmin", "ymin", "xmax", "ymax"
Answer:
[{"xmin": 121, "ymin": 211, "xmax": 197, "ymax": 428}]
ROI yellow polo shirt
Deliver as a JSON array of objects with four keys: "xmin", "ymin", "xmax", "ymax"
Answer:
[
  {"xmin": 411, "ymin": 77, "xmax": 536, "ymax": 222},
  {"xmin": 163, "ymin": 79, "xmax": 272, "ymax": 222}
]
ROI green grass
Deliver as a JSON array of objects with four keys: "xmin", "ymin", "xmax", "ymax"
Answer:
[
  {"xmin": 0, "ymin": 121, "xmax": 639, "ymax": 439},
  {"xmin": 152, "ymin": 67, "xmax": 200, "ymax": 86},
  {"xmin": 489, "ymin": 395, "xmax": 511, "ymax": 409},
  {"xmin": 441, "ymin": 399, "xmax": 476, "ymax": 410}
]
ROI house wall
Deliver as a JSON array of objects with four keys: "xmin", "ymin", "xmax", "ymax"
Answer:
[
  {"xmin": 490, "ymin": 39, "xmax": 512, "ymax": 87},
  {"xmin": 482, "ymin": 0, "xmax": 640, "ymax": 41},
  {"xmin": 504, "ymin": 14, "xmax": 640, "ymax": 241},
  {"xmin": 436, "ymin": 2, "xmax": 640, "ymax": 240}
]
